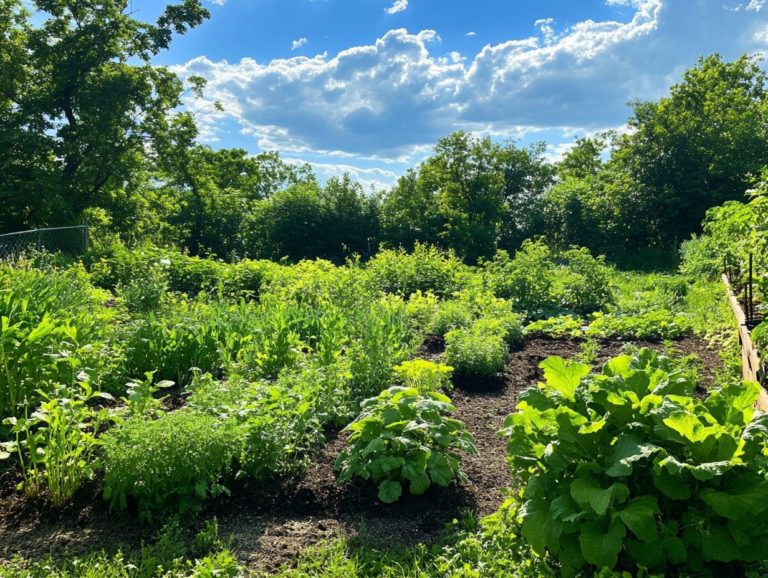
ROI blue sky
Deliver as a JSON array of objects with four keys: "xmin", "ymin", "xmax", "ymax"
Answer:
[{"xmin": 131, "ymin": 0, "xmax": 768, "ymax": 189}]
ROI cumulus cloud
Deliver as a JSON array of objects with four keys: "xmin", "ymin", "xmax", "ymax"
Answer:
[
  {"xmin": 465, "ymin": 31, "xmax": 477, "ymax": 37},
  {"xmin": 291, "ymin": 37, "xmax": 308, "ymax": 50},
  {"xmin": 385, "ymin": 0, "xmax": 408, "ymax": 15},
  {"xmin": 172, "ymin": 0, "xmax": 768, "ymax": 186}
]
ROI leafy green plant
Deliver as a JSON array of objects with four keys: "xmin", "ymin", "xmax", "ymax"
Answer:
[
  {"xmin": 102, "ymin": 409, "xmax": 241, "ymax": 521},
  {"xmin": 121, "ymin": 371, "xmax": 174, "ymax": 418},
  {"xmin": 2, "ymin": 380, "xmax": 112, "ymax": 507},
  {"xmin": 429, "ymin": 299, "xmax": 474, "ymax": 336},
  {"xmin": 524, "ymin": 315, "xmax": 583, "ymax": 339},
  {"xmin": 365, "ymin": 243, "xmax": 467, "ymax": 298},
  {"xmin": 586, "ymin": 310, "xmax": 693, "ymax": 340},
  {"xmin": 444, "ymin": 324, "xmax": 508, "ymax": 379},
  {"xmin": 502, "ymin": 349, "xmax": 768, "ymax": 575},
  {"xmin": 393, "ymin": 359, "xmax": 453, "ymax": 392},
  {"xmin": 336, "ymin": 386, "xmax": 476, "ymax": 503},
  {"xmin": 118, "ymin": 263, "xmax": 169, "ymax": 313}
]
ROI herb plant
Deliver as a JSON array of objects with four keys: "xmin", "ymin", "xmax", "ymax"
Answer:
[
  {"xmin": 444, "ymin": 323, "xmax": 508, "ymax": 379},
  {"xmin": 336, "ymin": 386, "xmax": 477, "ymax": 503}
]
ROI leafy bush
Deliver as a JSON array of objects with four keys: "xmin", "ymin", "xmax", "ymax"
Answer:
[
  {"xmin": 2, "ymin": 381, "xmax": 112, "ymax": 507},
  {"xmin": 429, "ymin": 299, "xmax": 475, "ymax": 336},
  {"xmin": 503, "ymin": 349, "xmax": 768, "ymax": 575},
  {"xmin": 404, "ymin": 290, "xmax": 439, "ymax": 333},
  {"xmin": 393, "ymin": 359, "xmax": 453, "ymax": 392},
  {"xmin": 122, "ymin": 302, "xmax": 225, "ymax": 386},
  {"xmin": 586, "ymin": 310, "xmax": 693, "ymax": 340},
  {"xmin": 524, "ymin": 315, "xmax": 583, "ymax": 339},
  {"xmin": 347, "ymin": 297, "xmax": 416, "ymax": 401},
  {"xmin": 473, "ymin": 315, "xmax": 524, "ymax": 346},
  {"xmin": 336, "ymin": 386, "xmax": 476, "ymax": 503},
  {"xmin": 366, "ymin": 244, "xmax": 467, "ymax": 298},
  {"xmin": 483, "ymin": 241, "xmax": 613, "ymax": 317},
  {"xmin": 117, "ymin": 263, "xmax": 169, "ymax": 313},
  {"xmin": 444, "ymin": 323, "xmax": 508, "ymax": 379},
  {"xmin": 0, "ymin": 263, "xmax": 116, "ymax": 420},
  {"xmin": 102, "ymin": 410, "xmax": 241, "ymax": 521}
]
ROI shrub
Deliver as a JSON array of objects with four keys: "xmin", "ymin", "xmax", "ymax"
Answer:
[
  {"xmin": 117, "ymin": 263, "xmax": 169, "ymax": 313},
  {"xmin": 444, "ymin": 324, "xmax": 508, "ymax": 379},
  {"xmin": 347, "ymin": 297, "xmax": 416, "ymax": 402},
  {"xmin": 502, "ymin": 349, "xmax": 768, "ymax": 575},
  {"xmin": 366, "ymin": 243, "xmax": 466, "ymax": 298},
  {"xmin": 473, "ymin": 315, "xmax": 524, "ymax": 346},
  {"xmin": 429, "ymin": 299, "xmax": 474, "ymax": 336},
  {"xmin": 335, "ymin": 386, "xmax": 476, "ymax": 503},
  {"xmin": 102, "ymin": 410, "xmax": 241, "ymax": 521},
  {"xmin": 393, "ymin": 359, "xmax": 453, "ymax": 392},
  {"xmin": 483, "ymin": 241, "xmax": 613, "ymax": 316}
]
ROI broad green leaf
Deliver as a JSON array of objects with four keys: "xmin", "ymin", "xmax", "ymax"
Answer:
[
  {"xmin": 700, "ymin": 474, "xmax": 768, "ymax": 520},
  {"xmin": 606, "ymin": 436, "xmax": 661, "ymax": 477},
  {"xmin": 702, "ymin": 523, "xmax": 741, "ymax": 563},
  {"xmin": 521, "ymin": 498, "xmax": 563, "ymax": 555},
  {"xmin": 618, "ymin": 495, "xmax": 659, "ymax": 542},
  {"xmin": 579, "ymin": 518, "xmax": 626, "ymax": 568},
  {"xmin": 539, "ymin": 357, "xmax": 591, "ymax": 401},
  {"xmin": 409, "ymin": 473, "xmax": 430, "ymax": 495},
  {"xmin": 571, "ymin": 478, "xmax": 627, "ymax": 515},
  {"xmin": 663, "ymin": 535, "xmax": 687, "ymax": 565},
  {"xmin": 378, "ymin": 480, "xmax": 402, "ymax": 503},
  {"xmin": 652, "ymin": 468, "xmax": 692, "ymax": 500}
]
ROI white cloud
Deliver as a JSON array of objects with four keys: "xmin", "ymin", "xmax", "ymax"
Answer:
[
  {"xmin": 291, "ymin": 37, "xmax": 308, "ymax": 51},
  {"xmin": 173, "ymin": 0, "xmax": 768, "ymax": 186},
  {"xmin": 385, "ymin": 0, "xmax": 408, "ymax": 15},
  {"xmin": 748, "ymin": 0, "xmax": 766, "ymax": 11},
  {"xmin": 465, "ymin": 31, "xmax": 477, "ymax": 37}
]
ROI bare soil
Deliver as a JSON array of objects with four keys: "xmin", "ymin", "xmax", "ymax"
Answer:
[{"xmin": 0, "ymin": 336, "xmax": 723, "ymax": 572}]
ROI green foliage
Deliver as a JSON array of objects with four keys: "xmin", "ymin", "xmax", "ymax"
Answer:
[
  {"xmin": 0, "ymin": 262, "xmax": 117, "ymax": 419},
  {"xmin": 524, "ymin": 315, "xmax": 583, "ymax": 339},
  {"xmin": 393, "ymin": 359, "xmax": 454, "ymax": 392},
  {"xmin": 1, "ymin": 0, "xmax": 209, "ymax": 232},
  {"xmin": 366, "ymin": 243, "xmax": 466, "ymax": 298},
  {"xmin": 121, "ymin": 372, "xmax": 174, "ymax": 419},
  {"xmin": 336, "ymin": 386, "xmax": 476, "ymax": 503},
  {"xmin": 2, "ymin": 380, "xmax": 112, "ymax": 508},
  {"xmin": 117, "ymin": 264, "xmax": 169, "ymax": 313},
  {"xmin": 483, "ymin": 241, "xmax": 613, "ymax": 317},
  {"xmin": 444, "ymin": 323, "xmax": 508, "ymax": 379},
  {"xmin": 430, "ymin": 299, "xmax": 475, "ymax": 336},
  {"xmin": 586, "ymin": 311, "xmax": 693, "ymax": 340},
  {"xmin": 502, "ymin": 349, "xmax": 768, "ymax": 575},
  {"xmin": 347, "ymin": 297, "xmax": 416, "ymax": 401},
  {"xmin": 102, "ymin": 410, "xmax": 241, "ymax": 521}
]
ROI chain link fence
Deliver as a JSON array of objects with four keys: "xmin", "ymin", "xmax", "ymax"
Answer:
[{"xmin": 0, "ymin": 224, "xmax": 89, "ymax": 260}]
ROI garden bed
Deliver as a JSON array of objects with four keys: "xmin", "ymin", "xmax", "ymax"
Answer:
[{"xmin": 0, "ymin": 336, "xmax": 723, "ymax": 573}]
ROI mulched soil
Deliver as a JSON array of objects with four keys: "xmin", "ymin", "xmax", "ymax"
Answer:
[{"xmin": 0, "ymin": 336, "xmax": 724, "ymax": 573}]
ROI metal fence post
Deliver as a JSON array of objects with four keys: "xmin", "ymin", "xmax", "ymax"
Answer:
[{"xmin": 83, "ymin": 219, "xmax": 89, "ymax": 253}]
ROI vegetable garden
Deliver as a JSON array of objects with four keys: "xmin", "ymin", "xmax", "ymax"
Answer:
[{"xmin": 0, "ymin": 236, "xmax": 761, "ymax": 577}]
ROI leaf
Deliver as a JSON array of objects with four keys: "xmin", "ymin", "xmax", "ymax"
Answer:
[
  {"xmin": 652, "ymin": 468, "xmax": 692, "ymax": 500},
  {"xmin": 409, "ymin": 473, "xmax": 430, "ymax": 495},
  {"xmin": 378, "ymin": 480, "xmax": 402, "ymax": 503},
  {"xmin": 579, "ymin": 517, "xmax": 626, "ymax": 568},
  {"xmin": 618, "ymin": 495, "xmax": 659, "ymax": 542},
  {"xmin": 571, "ymin": 478, "xmax": 627, "ymax": 516},
  {"xmin": 606, "ymin": 436, "xmax": 661, "ymax": 477},
  {"xmin": 539, "ymin": 357, "xmax": 591, "ymax": 401},
  {"xmin": 520, "ymin": 498, "xmax": 563, "ymax": 555},
  {"xmin": 702, "ymin": 523, "xmax": 741, "ymax": 563},
  {"xmin": 700, "ymin": 474, "xmax": 768, "ymax": 520}
]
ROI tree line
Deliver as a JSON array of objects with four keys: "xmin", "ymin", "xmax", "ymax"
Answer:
[{"xmin": 4, "ymin": 1, "xmax": 768, "ymax": 267}]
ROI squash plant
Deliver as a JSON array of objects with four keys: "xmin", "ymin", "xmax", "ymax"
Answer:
[
  {"xmin": 502, "ymin": 349, "xmax": 768, "ymax": 575},
  {"xmin": 336, "ymin": 386, "xmax": 476, "ymax": 503}
]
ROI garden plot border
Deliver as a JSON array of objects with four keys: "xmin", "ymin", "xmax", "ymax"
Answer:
[{"xmin": 722, "ymin": 273, "xmax": 768, "ymax": 412}]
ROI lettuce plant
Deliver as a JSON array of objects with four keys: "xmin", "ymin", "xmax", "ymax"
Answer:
[
  {"xmin": 502, "ymin": 349, "xmax": 768, "ymax": 575},
  {"xmin": 336, "ymin": 386, "xmax": 476, "ymax": 503}
]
